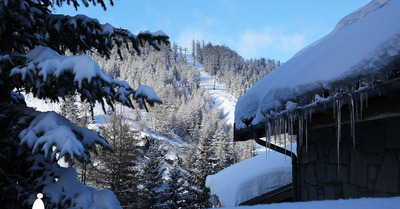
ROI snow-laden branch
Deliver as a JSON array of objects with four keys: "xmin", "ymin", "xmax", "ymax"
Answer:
[
  {"xmin": 134, "ymin": 84, "xmax": 162, "ymax": 111},
  {"xmin": 10, "ymin": 46, "xmax": 162, "ymax": 111},
  {"xmin": 29, "ymin": 155, "xmax": 122, "ymax": 209},
  {"xmin": 43, "ymin": 13, "xmax": 169, "ymax": 58},
  {"xmin": 19, "ymin": 109, "xmax": 109, "ymax": 163}
]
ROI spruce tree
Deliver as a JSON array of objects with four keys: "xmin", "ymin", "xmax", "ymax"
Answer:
[
  {"xmin": 97, "ymin": 112, "xmax": 141, "ymax": 208},
  {"xmin": 138, "ymin": 138, "xmax": 166, "ymax": 208},
  {"xmin": 0, "ymin": 0, "xmax": 167, "ymax": 207},
  {"xmin": 60, "ymin": 94, "xmax": 79, "ymax": 123}
]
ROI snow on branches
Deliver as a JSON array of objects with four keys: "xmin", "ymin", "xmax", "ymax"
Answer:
[
  {"xmin": 19, "ymin": 110, "xmax": 109, "ymax": 163},
  {"xmin": 10, "ymin": 46, "xmax": 162, "ymax": 112}
]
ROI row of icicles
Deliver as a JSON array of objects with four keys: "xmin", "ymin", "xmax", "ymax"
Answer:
[{"xmin": 264, "ymin": 91, "xmax": 370, "ymax": 171}]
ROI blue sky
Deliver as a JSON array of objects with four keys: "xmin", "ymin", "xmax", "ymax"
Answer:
[{"xmin": 56, "ymin": 0, "xmax": 370, "ymax": 62}]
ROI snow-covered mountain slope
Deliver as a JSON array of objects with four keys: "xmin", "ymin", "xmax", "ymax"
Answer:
[{"xmin": 187, "ymin": 56, "xmax": 237, "ymax": 125}]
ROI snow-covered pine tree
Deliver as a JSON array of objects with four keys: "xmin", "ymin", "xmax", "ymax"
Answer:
[
  {"xmin": 0, "ymin": 0, "xmax": 167, "ymax": 208},
  {"xmin": 137, "ymin": 138, "xmax": 167, "ymax": 208},
  {"xmin": 211, "ymin": 123, "xmax": 228, "ymax": 172},
  {"xmin": 187, "ymin": 135, "xmax": 213, "ymax": 208},
  {"xmin": 195, "ymin": 40, "xmax": 203, "ymax": 64},
  {"xmin": 159, "ymin": 156, "xmax": 188, "ymax": 209},
  {"xmin": 224, "ymin": 126, "xmax": 238, "ymax": 166},
  {"xmin": 95, "ymin": 112, "xmax": 142, "ymax": 208},
  {"xmin": 60, "ymin": 94, "xmax": 79, "ymax": 123}
]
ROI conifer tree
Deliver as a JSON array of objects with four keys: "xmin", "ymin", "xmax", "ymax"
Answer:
[
  {"xmin": 0, "ymin": 0, "xmax": 167, "ymax": 207},
  {"xmin": 60, "ymin": 94, "xmax": 79, "ymax": 123},
  {"xmin": 96, "ymin": 112, "xmax": 141, "ymax": 208},
  {"xmin": 160, "ymin": 157, "xmax": 190, "ymax": 209},
  {"xmin": 211, "ymin": 123, "xmax": 227, "ymax": 172},
  {"xmin": 138, "ymin": 138, "xmax": 166, "ymax": 208},
  {"xmin": 187, "ymin": 136, "xmax": 212, "ymax": 208}
]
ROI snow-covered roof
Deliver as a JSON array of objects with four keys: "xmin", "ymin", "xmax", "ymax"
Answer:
[
  {"xmin": 235, "ymin": 0, "xmax": 400, "ymax": 129},
  {"xmin": 206, "ymin": 144, "xmax": 296, "ymax": 207}
]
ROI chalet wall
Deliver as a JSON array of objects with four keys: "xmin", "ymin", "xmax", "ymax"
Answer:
[{"xmin": 297, "ymin": 116, "xmax": 400, "ymax": 201}]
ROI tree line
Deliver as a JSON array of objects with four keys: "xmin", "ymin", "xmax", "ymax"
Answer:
[{"xmin": 193, "ymin": 40, "xmax": 281, "ymax": 99}]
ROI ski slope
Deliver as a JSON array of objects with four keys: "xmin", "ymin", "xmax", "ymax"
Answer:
[{"xmin": 188, "ymin": 57, "xmax": 237, "ymax": 125}]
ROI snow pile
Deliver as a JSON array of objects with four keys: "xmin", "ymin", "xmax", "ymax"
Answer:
[
  {"xmin": 206, "ymin": 144, "xmax": 296, "ymax": 207},
  {"xmin": 235, "ymin": 0, "xmax": 400, "ymax": 129},
  {"xmin": 222, "ymin": 196, "xmax": 400, "ymax": 209}
]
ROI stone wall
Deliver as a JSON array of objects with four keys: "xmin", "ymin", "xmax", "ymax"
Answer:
[{"xmin": 297, "ymin": 116, "xmax": 400, "ymax": 201}]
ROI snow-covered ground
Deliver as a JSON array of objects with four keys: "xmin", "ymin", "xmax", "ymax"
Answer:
[
  {"xmin": 223, "ymin": 196, "xmax": 400, "ymax": 209},
  {"xmin": 198, "ymin": 68, "xmax": 237, "ymax": 125},
  {"xmin": 187, "ymin": 56, "xmax": 237, "ymax": 125}
]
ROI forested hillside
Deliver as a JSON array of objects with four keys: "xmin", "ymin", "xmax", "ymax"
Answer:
[
  {"xmin": 194, "ymin": 41, "xmax": 281, "ymax": 98},
  {"xmin": 52, "ymin": 40, "xmax": 270, "ymax": 208}
]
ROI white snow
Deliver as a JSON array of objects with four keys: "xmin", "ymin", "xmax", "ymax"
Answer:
[
  {"xmin": 134, "ymin": 85, "xmax": 163, "ymax": 104},
  {"xmin": 206, "ymin": 143, "xmax": 296, "ymax": 207},
  {"xmin": 294, "ymin": 0, "xmax": 394, "ymax": 57},
  {"xmin": 199, "ymin": 69, "xmax": 237, "ymax": 125},
  {"xmin": 151, "ymin": 30, "xmax": 168, "ymax": 37},
  {"xmin": 19, "ymin": 109, "xmax": 109, "ymax": 162},
  {"xmin": 42, "ymin": 165, "xmax": 122, "ymax": 209},
  {"xmin": 101, "ymin": 23, "xmax": 114, "ymax": 35},
  {"xmin": 141, "ymin": 30, "xmax": 168, "ymax": 37},
  {"xmin": 235, "ymin": 0, "xmax": 400, "ymax": 128},
  {"xmin": 221, "ymin": 196, "xmax": 400, "ymax": 209},
  {"xmin": 185, "ymin": 56, "xmax": 237, "ymax": 125},
  {"xmin": 17, "ymin": 46, "xmax": 112, "ymax": 89}
]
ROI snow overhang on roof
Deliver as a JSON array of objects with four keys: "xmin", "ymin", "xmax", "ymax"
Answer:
[
  {"xmin": 206, "ymin": 145, "xmax": 295, "ymax": 207},
  {"xmin": 234, "ymin": 0, "xmax": 400, "ymax": 139}
]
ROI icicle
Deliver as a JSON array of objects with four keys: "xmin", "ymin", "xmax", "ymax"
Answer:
[
  {"xmin": 360, "ymin": 93, "xmax": 363, "ymax": 120},
  {"xmin": 333, "ymin": 96, "xmax": 336, "ymax": 119},
  {"xmin": 278, "ymin": 117, "xmax": 282, "ymax": 145},
  {"xmin": 274, "ymin": 120, "xmax": 278, "ymax": 145},
  {"xmin": 298, "ymin": 113, "xmax": 303, "ymax": 148},
  {"xmin": 264, "ymin": 121, "xmax": 269, "ymax": 159},
  {"xmin": 305, "ymin": 112, "xmax": 308, "ymax": 152},
  {"xmin": 289, "ymin": 115, "xmax": 294, "ymax": 158},
  {"xmin": 350, "ymin": 95, "xmax": 356, "ymax": 149},
  {"xmin": 371, "ymin": 74, "xmax": 375, "ymax": 91},
  {"xmin": 284, "ymin": 118, "xmax": 287, "ymax": 159},
  {"xmin": 355, "ymin": 94, "xmax": 359, "ymax": 121},
  {"xmin": 267, "ymin": 121, "xmax": 272, "ymax": 150},
  {"xmin": 336, "ymin": 99, "xmax": 342, "ymax": 171}
]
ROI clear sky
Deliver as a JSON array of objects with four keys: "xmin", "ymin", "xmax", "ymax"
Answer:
[{"xmin": 56, "ymin": 0, "xmax": 370, "ymax": 62}]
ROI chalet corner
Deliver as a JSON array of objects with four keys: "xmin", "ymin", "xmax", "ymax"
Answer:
[{"xmin": 233, "ymin": 0, "xmax": 400, "ymax": 205}]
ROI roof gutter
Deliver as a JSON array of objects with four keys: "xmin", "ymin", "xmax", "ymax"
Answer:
[{"xmin": 253, "ymin": 131, "xmax": 298, "ymax": 202}]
